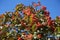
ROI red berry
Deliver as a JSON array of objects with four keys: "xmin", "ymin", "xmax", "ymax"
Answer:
[
  {"xmin": 44, "ymin": 10, "xmax": 50, "ymax": 16},
  {"xmin": 41, "ymin": 6, "xmax": 46, "ymax": 10},
  {"xmin": 37, "ymin": 34, "xmax": 42, "ymax": 39}
]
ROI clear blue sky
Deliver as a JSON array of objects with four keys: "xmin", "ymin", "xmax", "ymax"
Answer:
[{"xmin": 0, "ymin": 0, "xmax": 60, "ymax": 19}]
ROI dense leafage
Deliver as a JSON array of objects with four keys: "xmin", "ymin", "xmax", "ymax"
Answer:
[{"xmin": 0, "ymin": 1, "xmax": 60, "ymax": 40}]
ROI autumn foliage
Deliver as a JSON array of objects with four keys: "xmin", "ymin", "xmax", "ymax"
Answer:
[{"xmin": 0, "ymin": 1, "xmax": 60, "ymax": 40}]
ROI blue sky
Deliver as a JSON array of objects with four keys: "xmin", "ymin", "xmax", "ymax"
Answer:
[{"xmin": 0, "ymin": 0, "xmax": 60, "ymax": 19}]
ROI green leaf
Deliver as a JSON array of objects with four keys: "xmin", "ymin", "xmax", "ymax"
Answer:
[
  {"xmin": 56, "ymin": 27, "xmax": 60, "ymax": 33},
  {"xmin": 15, "ymin": 3, "xmax": 24, "ymax": 11},
  {"xmin": 32, "ymin": 24, "xmax": 36, "ymax": 32}
]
